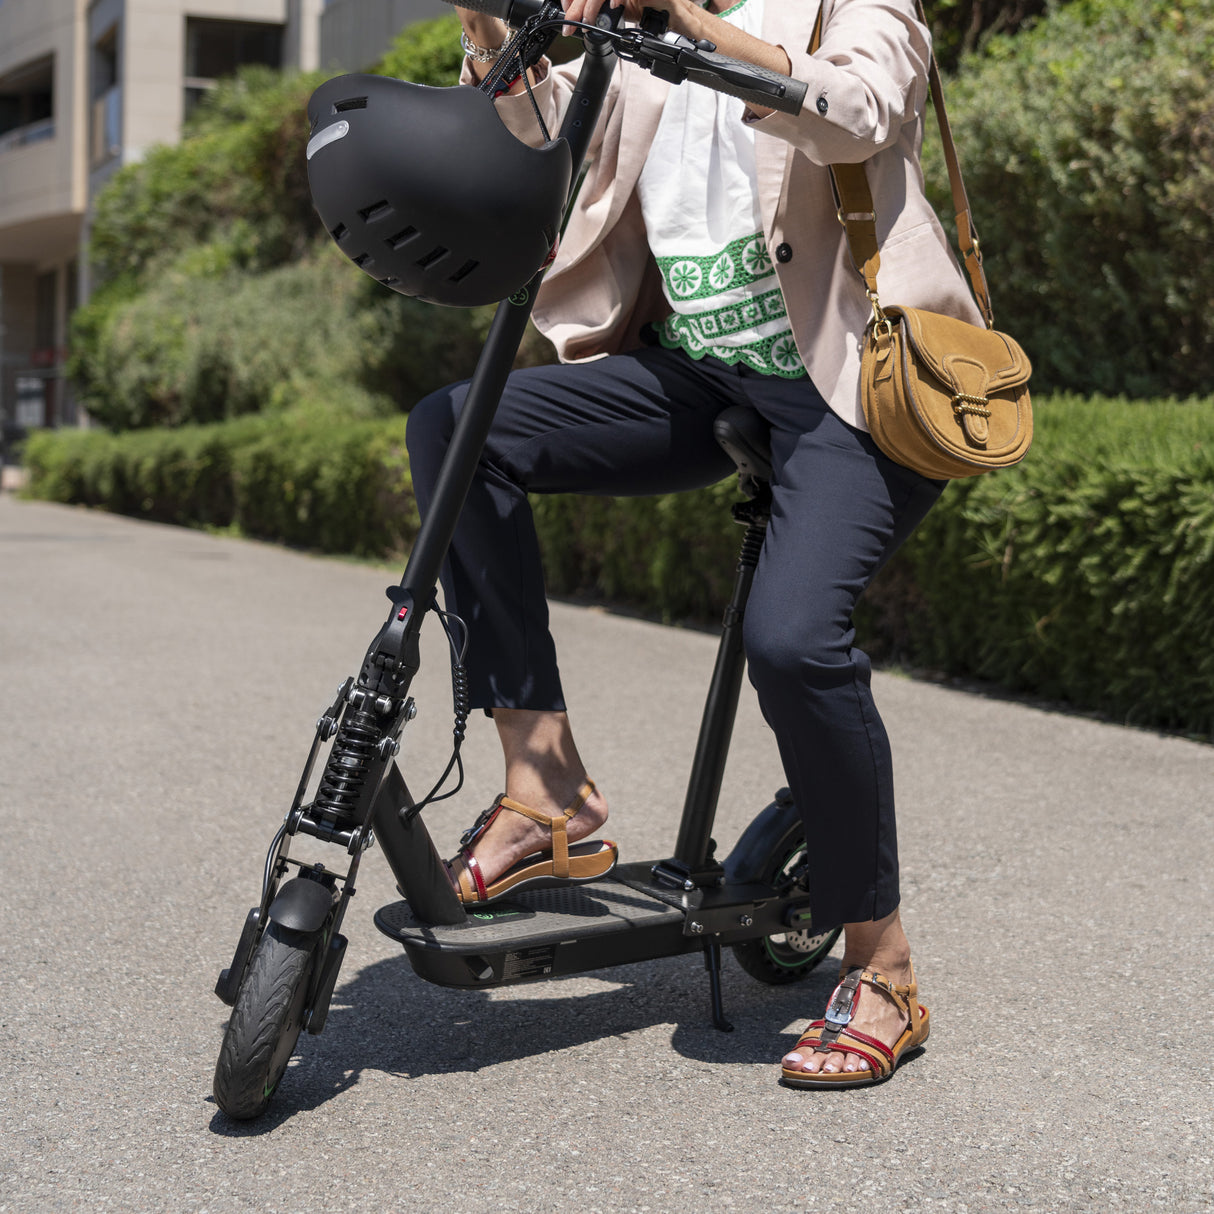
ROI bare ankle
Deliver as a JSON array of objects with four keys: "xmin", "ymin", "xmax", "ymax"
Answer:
[{"xmin": 840, "ymin": 910, "xmax": 913, "ymax": 977}]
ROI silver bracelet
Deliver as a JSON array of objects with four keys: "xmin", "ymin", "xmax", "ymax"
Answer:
[{"xmin": 460, "ymin": 30, "xmax": 507, "ymax": 63}]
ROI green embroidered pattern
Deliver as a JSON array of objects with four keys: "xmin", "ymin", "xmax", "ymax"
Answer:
[
  {"xmin": 655, "ymin": 234, "xmax": 775, "ymax": 303},
  {"xmin": 658, "ymin": 287, "xmax": 805, "ymax": 378},
  {"xmin": 654, "ymin": 228, "xmax": 805, "ymax": 378}
]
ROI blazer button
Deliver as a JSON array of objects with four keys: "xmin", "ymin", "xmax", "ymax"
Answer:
[
  {"xmin": 816, "ymin": 95, "xmax": 829, "ymax": 115},
  {"xmin": 775, "ymin": 242, "xmax": 793, "ymax": 263}
]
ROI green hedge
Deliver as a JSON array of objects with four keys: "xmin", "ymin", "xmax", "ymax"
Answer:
[
  {"xmin": 903, "ymin": 396, "xmax": 1214, "ymax": 735},
  {"xmin": 22, "ymin": 394, "xmax": 1214, "ymax": 737},
  {"xmin": 23, "ymin": 414, "xmax": 417, "ymax": 558}
]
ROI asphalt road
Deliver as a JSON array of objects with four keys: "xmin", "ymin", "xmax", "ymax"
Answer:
[{"xmin": 1, "ymin": 494, "xmax": 1212, "ymax": 1213}]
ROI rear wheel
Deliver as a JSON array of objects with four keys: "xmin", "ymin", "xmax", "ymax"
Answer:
[
  {"xmin": 213, "ymin": 921, "xmax": 319, "ymax": 1120},
  {"xmin": 732, "ymin": 829, "xmax": 840, "ymax": 985}
]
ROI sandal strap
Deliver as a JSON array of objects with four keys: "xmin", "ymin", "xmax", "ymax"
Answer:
[
  {"xmin": 450, "ymin": 853, "xmax": 487, "ymax": 903},
  {"xmin": 483, "ymin": 779, "xmax": 598, "ymax": 880},
  {"xmin": 813, "ymin": 962, "xmax": 922, "ymax": 1050},
  {"xmin": 794, "ymin": 1023, "xmax": 896, "ymax": 1077},
  {"xmin": 836, "ymin": 963, "xmax": 922, "ymax": 1027},
  {"xmin": 819, "ymin": 1034, "xmax": 894, "ymax": 1078}
]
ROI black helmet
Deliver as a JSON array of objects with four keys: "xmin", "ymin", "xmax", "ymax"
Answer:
[{"xmin": 306, "ymin": 74, "xmax": 572, "ymax": 308}]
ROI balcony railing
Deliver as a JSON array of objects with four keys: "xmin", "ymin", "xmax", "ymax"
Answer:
[{"xmin": 0, "ymin": 118, "xmax": 55, "ymax": 154}]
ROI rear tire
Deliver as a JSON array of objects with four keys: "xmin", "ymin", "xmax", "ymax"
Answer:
[
  {"xmin": 731, "ymin": 825, "xmax": 840, "ymax": 985},
  {"xmin": 213, "ymin": 921, "xmax": 318, "ymax": 1120}
]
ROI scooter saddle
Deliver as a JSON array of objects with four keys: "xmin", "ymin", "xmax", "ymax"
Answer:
[{"xmin": 713, "ymin": 406, "xmax": 772, "ymax": 499}]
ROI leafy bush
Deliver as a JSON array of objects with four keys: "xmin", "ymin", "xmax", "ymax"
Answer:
[
  {"xmin": 25, "ymin": 394, "xmax": 1214, "ymax": 736},
  {"xmin": 930, "ymin": 0, "xmax": 1214, "ymax": 397},
  {"xmin": 927, "ymin": 0, "xmax": 1061, "ymax": 71},
  {"xmin": 89, "ymin": 68, "xmax": 328, "ymax": 291},
  {"xmin": 377, "ymin": 13, "xmax": 465, "ymax": 84},
  {"xmin": 69, "ymin": 245, "xmax": 498, "ymax": 430}
]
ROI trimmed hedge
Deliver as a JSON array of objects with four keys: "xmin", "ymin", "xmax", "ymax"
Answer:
[
  {"xmin": 903, "ymin": 396, "xmax": 1214, "ymax": 735},
  {"xmin": 23, "ymin": 415, "xmax": 417, "ymax": 558},
  {"xmin": 22, "ymin": 394, "xmax": 1214, "ymax": 737}
]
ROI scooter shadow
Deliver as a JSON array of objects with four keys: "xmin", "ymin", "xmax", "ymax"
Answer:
[{"xmin": 208, "ymin": 946, "xmax": 841, "ymax": 1133}]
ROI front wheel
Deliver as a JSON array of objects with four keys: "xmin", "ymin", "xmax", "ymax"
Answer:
[
  {"xmin": 213, "ymin": 921, "xmax": 319, "ymax": 1120},
  {"xmin": 726, "ymin": 803, "xmax": 841, "ymax": 985}
]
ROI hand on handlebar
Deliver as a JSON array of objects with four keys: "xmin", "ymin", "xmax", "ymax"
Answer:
[
  {"xmin": 560, "ymin": 0, "xmax": 675, "ymax": 38},
  {"xmin": 562, "ymin": 0, "xmax": 794, "ymax": 114}
]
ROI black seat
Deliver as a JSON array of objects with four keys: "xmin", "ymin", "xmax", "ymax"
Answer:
[{"xmin": 713, "ymin": 406, "xmax": 773, "ymax": 499}]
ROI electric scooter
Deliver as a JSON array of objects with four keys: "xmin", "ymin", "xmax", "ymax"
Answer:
[{"xmin": 212, "ymin": 0, "xmax": 839, "ymax": 1122}]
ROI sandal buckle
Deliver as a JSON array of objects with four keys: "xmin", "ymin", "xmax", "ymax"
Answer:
[
  {"xmin": 459, "ymin": 796, "xmax": 504, "ymax": 848},
  {"xmin": 823, "ymin": 972, "xmax": 862, "ymax": 1028}
]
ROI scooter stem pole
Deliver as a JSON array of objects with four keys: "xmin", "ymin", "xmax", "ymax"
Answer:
[
  {"xmin": 673, "ymin": 562, "xmax": 754, "ymax": 865},
  {"xmin": 671, "ymin": 517, "xmax": 765, "ymax": 870},
  {"xmin": 392, "ymin": 32, "xmax": 619, "ymax": 613}
]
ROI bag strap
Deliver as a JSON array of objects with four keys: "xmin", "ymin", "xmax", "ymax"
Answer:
[{"xmin": 810, "ymin": 0, "xmax": 994, "ymax": 329}]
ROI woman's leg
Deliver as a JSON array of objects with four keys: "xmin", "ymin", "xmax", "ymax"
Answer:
[
  {"xmin": 406, "ymin": 348, "xmax": 738, "ymax": 883},
  {"xmin": 737, "ymin": 376, "xmax": 942, "ymax": 1075}
]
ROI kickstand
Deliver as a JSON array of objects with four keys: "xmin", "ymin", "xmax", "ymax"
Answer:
[{"xmin": 702, "ymin": 939, "xmax": 734, "ymax": 1032}]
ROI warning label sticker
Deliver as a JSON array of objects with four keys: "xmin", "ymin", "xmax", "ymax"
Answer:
[{"xmin": 501, "ymin": 946, "xmax": 557, "ymax": 981}]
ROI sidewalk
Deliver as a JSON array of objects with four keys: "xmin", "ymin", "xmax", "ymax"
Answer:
[{"xmin": 1, "ymin": 496, "xmax": 1211, "ymax": 1213}]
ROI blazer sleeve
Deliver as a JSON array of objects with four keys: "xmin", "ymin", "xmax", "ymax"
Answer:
[
  {"xmin": 458, "ymin": 54, "xmax": 623, "ymax": 162},
  {"xmin": 747, "ymin": 0, "xmax": 931, "ymax": 165}
]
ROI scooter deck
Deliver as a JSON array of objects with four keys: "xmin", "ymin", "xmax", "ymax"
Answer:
[{"xmin": 374, "ymin": 861, "xmax": 702, "ymax": 988}]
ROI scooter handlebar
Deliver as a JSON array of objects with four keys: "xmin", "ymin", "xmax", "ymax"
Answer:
[
  {"xmin": 676, "ymin": 48, "xmax": 807, "ymax": 115},
  {"xmin": 440, "ymin": 0, "xmax": 806, "ymax": 116}
]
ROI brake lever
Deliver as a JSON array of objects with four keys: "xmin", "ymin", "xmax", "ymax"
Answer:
[{"xmin": 612, "ymin": 26, "xmax": 720, "ymax": 83}]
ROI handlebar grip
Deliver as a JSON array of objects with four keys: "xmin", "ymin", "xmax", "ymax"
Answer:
[
  {"xmin": 681, "ymin": 50, "xmax": 807, "ymax": 116},
  {"xmin": 440, "ymin": 0, "xmax": 548, "ymax": 25}
]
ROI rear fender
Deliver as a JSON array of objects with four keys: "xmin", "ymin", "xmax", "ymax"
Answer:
[{"xmin": 723, "ymin": 791, "xmax": 800, "ymax": 883}]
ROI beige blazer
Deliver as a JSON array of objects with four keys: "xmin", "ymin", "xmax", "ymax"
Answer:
[{"xmin": 470, "ymin": 0, "xmax": 982, "ymax": 430}]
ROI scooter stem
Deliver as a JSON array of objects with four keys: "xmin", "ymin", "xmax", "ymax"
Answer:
[
  {"xmin": 390, "ymin": 30, "xmax": 620, "ymax": 629},
  {"xmin": 377, "ymin": 31, "xmax": 621, "ymax": 919}
]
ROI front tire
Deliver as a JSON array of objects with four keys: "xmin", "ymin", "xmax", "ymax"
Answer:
[
  {"xmin": 214, "ymin": 921, "xmax": 319, "ymax": 1120},
  {"xmin": 730, "ymin": 819, "xmax": 840, "ymax": 985}
]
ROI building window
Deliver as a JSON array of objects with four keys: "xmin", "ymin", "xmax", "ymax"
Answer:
[
  {"xmin": 90, "ymin": 25, "xmax": 121, "ymax": 167},
  {"xmin": 183, "ymin": 18, "xmax": 283, "ymax": 117},
  {"xmin": 0, "ymin": 56, "xmax": 54, "ymax": 153}
]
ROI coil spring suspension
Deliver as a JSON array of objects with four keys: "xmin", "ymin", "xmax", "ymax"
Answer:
[{"xmin": 312, "ymin": 707, "xmax": 380, "ymax": 829}]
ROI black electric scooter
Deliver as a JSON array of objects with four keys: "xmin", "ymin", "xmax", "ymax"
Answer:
[{"xmin": 212, "ymin": 0, "xmax": 839, "ymax": 1121}]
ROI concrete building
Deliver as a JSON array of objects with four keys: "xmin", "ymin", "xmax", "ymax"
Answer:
[
  {"xmin": 0, "ymin": 0, "xmax": 326, "ymax": 443},
  {"xmin": 320, "ymin": 0, "xmax": 449, "ymax": 75}
]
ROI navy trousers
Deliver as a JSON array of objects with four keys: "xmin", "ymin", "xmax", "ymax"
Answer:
[{"xmin": 406, "ymin": 345, "xmax": 942, "ymax": 929}]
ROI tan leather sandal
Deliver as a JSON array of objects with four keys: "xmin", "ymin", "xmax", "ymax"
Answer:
[
  {"xmin": 447, "ymin": 778, "xmax": 618, "ymax": 906},
  {"xmin": 781, "ymin": 963, "xmax": 930, "ymax": 1089}
]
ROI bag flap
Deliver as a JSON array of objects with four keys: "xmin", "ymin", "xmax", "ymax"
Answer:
[{"xmin": 890, "ymin": 306, "xmax": 1032, "ymax": 396}]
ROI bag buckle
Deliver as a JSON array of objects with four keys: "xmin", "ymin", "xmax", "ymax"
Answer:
[
  {"xmin": 867, "ymin": 290, "xmax": 890, "ymax": 334},
  {"xmin": 951, "ymin": 392, "xmax": 991, "ymax": 419}
]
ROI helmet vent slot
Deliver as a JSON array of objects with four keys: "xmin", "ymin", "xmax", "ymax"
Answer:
[
  {"xmin": 333, "ymin": 96, "xmax": 368, "ymax": 113},
  {"xmin": 386, "ymin": 226, "xmax": 418, "ymax": 251},
  {"xmin": 330, "ymin": 223, "xmax": 348, "ymax": 242},
  {"xmin": 448, "ymin": 260, "xmax": 479, "ymax": 284},
  {"xmin": 357, "ymin": 200, "xmax": 393, "ymax": 223},
  {"xmin": 381, "ymin": 276, "xmax": 401, "ymax": 288},
  {"xmin": 352, "ymin": 253, "xmax": 372, "ymax": 268},
  {"xmin": 415, "ymin": 246, "xmax": 449, "ymax": 269}
]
